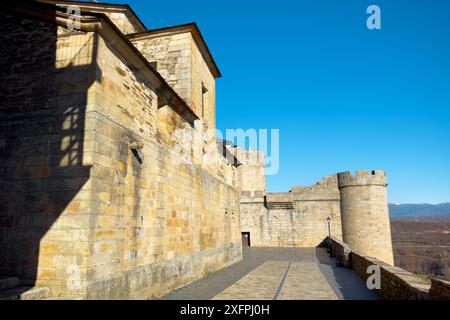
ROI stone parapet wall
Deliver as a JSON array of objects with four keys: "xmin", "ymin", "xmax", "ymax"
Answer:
[
  {"xmin": 291, "ymin": 176, "xmax": 340, "ymax": 201},
  {"xmin": 328, "ymin": 238, "xmax": 352, "ymax": 267},
  {"xmin": 351, "ymin": 251, "xmax": 430, "ymax": 300},
  {"xmin": 328, "ymin": 238, "xmax": 450, "ymax": 300}
]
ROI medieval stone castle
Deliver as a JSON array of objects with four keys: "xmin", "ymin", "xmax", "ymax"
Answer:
[
  {"xmin": 239, "ymin": 150, "xmax": 394, "ymax": 265},
  {"xmin": 1, "ymin": 0, "xmax": 448, "ymax": 300}
]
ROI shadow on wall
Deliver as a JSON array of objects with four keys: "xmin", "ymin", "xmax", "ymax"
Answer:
[
  {"xmin": 315, "ymin": 241, "xmax": 380, "ymax": 300},
  {"xmin": 0, "ymin": 1, "xmax": 98, "ymax": 288}
]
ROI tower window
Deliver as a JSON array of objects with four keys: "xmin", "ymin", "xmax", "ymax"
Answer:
[{"xmin": 202, "ymin": 84, "xmax": 208, "ymax": 119}]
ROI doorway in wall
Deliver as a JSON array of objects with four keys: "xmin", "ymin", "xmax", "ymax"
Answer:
[{"xmin": 241, "ymin": 232, "xmax": 251, "ymax": 247}]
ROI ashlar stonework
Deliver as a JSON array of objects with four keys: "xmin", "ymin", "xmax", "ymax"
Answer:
[{"xmin": 0, "ymin": 0, "xmax": 397, "ymax": 300}]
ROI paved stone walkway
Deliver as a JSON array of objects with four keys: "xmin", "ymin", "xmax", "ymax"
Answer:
[
  {"xmin": 213, "ymin": 261, "xmax": 290, "ymax": 300},
  {"xmin": 161, "ymin": 247, "xmax": 379, "ymax": 300},
  {"xmin": 277, "ymin": 261, "xmax": 339, "ymax": 300}
]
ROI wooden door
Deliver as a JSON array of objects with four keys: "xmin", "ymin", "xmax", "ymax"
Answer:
[{"xmin": 241, "ymin": 232, "xmax": 250, "ymax": 247}]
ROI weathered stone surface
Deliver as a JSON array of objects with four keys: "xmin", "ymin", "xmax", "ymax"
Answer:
[
  {"xmin": 165, "ymin": 247, "xmax": 379, "ymax": 300},
  {"xmin": 239, "ymin": 166, "xmax": 394, "ymax": 267},
  {"xmin": 329, "ymin": 237, "xmax": 352, "ymax": 267},
  {"xmin": 327, "ymin": 238, "xmax": 445, "ymax": 300},
  {"xmin": 0, "ymin": 3, "xmax": 241, "ymax": 300},
  {"xmin": 213, "ymin": 261, "xmax": 289, "ymax": 300},
  {"xmin": 277, "ymin": 261, "xmax": 339, "ymax": 300},
  {"xmin": 0, "ymin": 11, "xmax": 95, "ymax": 297},
  {"xmin": 1, "ymin": 0, "xmax": 407, "ymax": 301},
  {"xmin": 338, "ymin": 170, "xmax": 394, "ymax": 265},
  {"xmin": 130, "ymin": 28, "xmax": 217, "ymax": 129},
  {"xmin": 239, "ymin": 165, "xmax": 343, "ymax": 247}
]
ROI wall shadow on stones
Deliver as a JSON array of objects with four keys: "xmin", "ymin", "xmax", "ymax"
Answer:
[
  {"xmin": 315, "ymin": 247, "xmax": 380, "ymax": 300},
  {"xmin": 0, "ymin": 1, "xmax": 99, "ymax": 290}
]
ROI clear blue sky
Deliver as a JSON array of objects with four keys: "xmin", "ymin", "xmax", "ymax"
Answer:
[{"xmin": 108, "ymin": 0, "xmax": 450, "ymax": 204}]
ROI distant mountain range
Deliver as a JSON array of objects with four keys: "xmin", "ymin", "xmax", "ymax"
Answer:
[{"xmin": 389, "ymin": 203, "xmax": 450, "ymax": 220}]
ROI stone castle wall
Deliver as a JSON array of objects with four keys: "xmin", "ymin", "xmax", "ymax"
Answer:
[
  {"xmin": 289, "ymin": 176, "xmax": 342, "ymax": 246},
  {"xmin": 102, "ymin": 11, "xmax": 143, "ymax": 35},
  {"xmin": 130, "ymin": 27, "xmax": 217, "ymax": 128},
  {"xmin": 237, "ymin": 153, "xmax": 394, "ymax": 259},
  {"xmin": 237, "ymin": 149, "xmax": 268, "ymax": 246},
  {"xmin": 1, "ymin": 1, "xmax": 397, "ymax": 300},
  {"xmin": 239, "ymin": 175, "xmax": 342, "ymax": 248},
  {"xmin": 0, "ymin": 7, "xmax": 241, "ymax": 299},
  {"xmin": 239, "ymin": 192, "xmax": 269, "ymax": 247},
  {"xmin": 0, "ymin": 14, "xmax": 97, "ymax": 295},
  {"xmin": 84, "ymin": 33, "xmax": 241, "ymax": 298},
  {"xmin": 236, "ymin": 148, "xmax": 342, "ymax": 248},
  {"xmin": 338, "ymin": 170, "xmax": 394, "ymax": 265},
  {"xmin": 130, "ymin": 28, "xmax": 220, "ymax": 177},
  {"xmin": 236, "ymin": 149, "xmax": 266, "ymax": 193},
  {"xmin": 131, "ymin": 33, "xmax": 193, "ymax": 107},
  {"xmin": 190, "ymin": 33, "xmax": 216, "ymax": 128}
]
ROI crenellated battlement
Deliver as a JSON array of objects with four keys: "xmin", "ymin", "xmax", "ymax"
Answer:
[
  {"xmin": 337, "ymin": 170, "xmax": 387, "ymax": 188},
  {"xmin": 291, "ymin": 175, "xmax": 340, "ymax": 201},
  {"xmin": 235, "ymin": 147, "xmax": 266, "ymax": 193},
  {"xmin": 291, "ymin": 175, "xmax": 337, "ymax": 192}
]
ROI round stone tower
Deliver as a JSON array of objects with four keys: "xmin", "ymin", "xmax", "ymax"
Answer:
[{"xmin": 337, "ymin": 170, "xmax": 394, "ymax": 265}]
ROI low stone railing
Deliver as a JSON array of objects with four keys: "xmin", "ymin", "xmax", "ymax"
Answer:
[
  {"xmin": 327, "ymin": 237, "xmax": 352, "ymax": 267},
  {"xmin": 327, "ymin": 237, "xmax": 450, "ymax": 300}
]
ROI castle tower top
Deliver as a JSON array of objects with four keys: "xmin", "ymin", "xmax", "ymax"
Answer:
[{"xmin": 337, "ymin": 170, "xmax": 387, "ymax": 188}]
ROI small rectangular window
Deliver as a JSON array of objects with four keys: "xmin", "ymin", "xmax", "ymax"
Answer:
[{"xmin": 201, "ymin": 84, "xmax": 208, "ymax": 119}]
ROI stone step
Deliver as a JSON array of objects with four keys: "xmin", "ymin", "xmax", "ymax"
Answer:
[
  {"xmin": 267, "ymin": 202, "xmax": 295, "ymax": 210},
  {"xmin": 0, "ymin": 276, "xmax": 21, "ymax": 291},
  {"xmin": 0, "ymin": 286, "xmax": 50, "ymax": 300}
]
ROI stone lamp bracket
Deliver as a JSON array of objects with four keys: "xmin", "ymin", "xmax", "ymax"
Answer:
[
  {"xmin": 129, "ymin": 141, "xmax": 144, "ymax": 150},
  {"xmin": 129, "ymin": 141, "xmax": 144, "ymax": 164}
]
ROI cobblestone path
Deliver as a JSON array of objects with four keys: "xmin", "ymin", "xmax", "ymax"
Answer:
[{"xmin": 161, "ymin": 247, "xmax": 379, "ymax": 300}]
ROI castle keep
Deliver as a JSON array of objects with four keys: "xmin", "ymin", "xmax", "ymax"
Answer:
[{"xmin": 0, "ymin": 0, "xmax": 406, "ymax": 300}]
